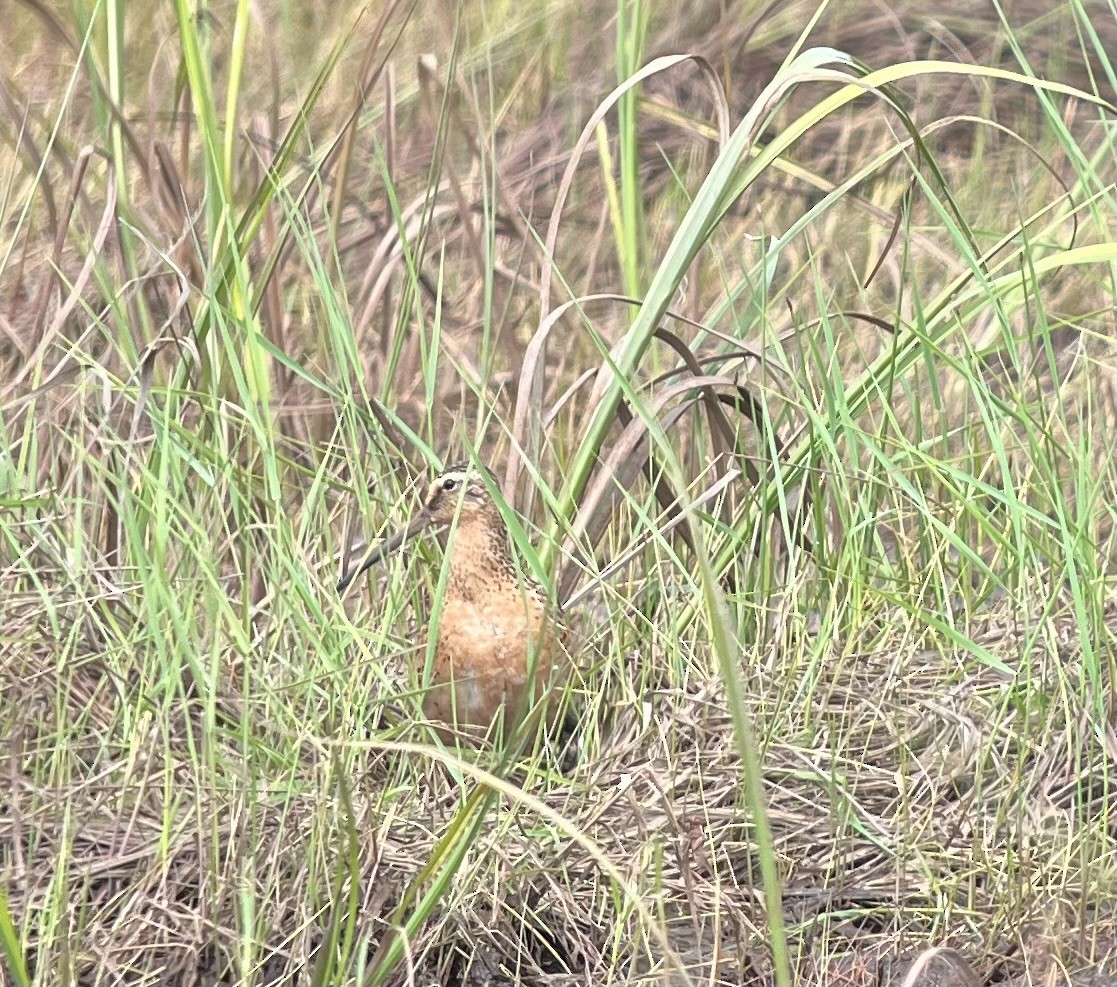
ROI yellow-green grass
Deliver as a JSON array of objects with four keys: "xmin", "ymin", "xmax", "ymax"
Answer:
[{"xmin": 1, "ymin": 1, "xmax": 1114, "ymax": 984}]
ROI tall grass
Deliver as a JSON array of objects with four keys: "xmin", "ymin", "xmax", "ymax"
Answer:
[{"xmin": 1, "ymin": 1, "xmax": 1115, "ymax": 984}]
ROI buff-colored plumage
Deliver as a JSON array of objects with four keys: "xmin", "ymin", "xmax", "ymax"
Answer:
[{"xmin": 339, "ymin": 464, "xmax": 564, "ymax": 744}]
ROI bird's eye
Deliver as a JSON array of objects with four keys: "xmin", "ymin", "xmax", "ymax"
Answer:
[{"xmin": 442, "ymin": 477, "xmax": 459, "ymax": 491}]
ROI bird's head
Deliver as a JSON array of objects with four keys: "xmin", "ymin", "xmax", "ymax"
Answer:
[{"xmin": 337, "ymin": 462, "xmax": 499, "ymax": 593}]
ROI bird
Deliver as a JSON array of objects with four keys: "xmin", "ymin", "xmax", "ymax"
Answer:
[{"xmin": 337, "ymin": 463, "xmax": 567, "ymax": 745}]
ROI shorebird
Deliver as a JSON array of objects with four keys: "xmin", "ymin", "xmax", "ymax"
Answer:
[{"xmin": 338, "ymin": 463, "xmax": 566, "ymax": 745}]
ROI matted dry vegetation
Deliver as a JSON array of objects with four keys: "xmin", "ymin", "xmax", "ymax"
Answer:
[{"xmin": 1, "ymin": 1, "xmax": 1116, "ymax": 985}]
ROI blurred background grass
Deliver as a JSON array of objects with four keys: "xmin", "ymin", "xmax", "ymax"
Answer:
[{"xmin": 1, "ymin": 1, "xmax": 1115, "ymax": 984}]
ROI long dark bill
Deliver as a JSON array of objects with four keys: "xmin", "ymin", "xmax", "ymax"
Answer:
[{"xmin": 336, "ymin": 509, "xmax": 434, "ymax": 594}]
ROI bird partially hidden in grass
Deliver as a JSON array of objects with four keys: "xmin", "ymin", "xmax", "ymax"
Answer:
[{"xmin": 337, "ymin": 462, "xmax": 569, "ymax": 746}]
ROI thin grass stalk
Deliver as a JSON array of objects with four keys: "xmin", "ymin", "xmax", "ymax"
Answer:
[
  {"xmin": 104, "ymin": 0, "xmax": 126, "ymax": 202},
  {"xmin": 0, "ymin": 886, "xmax": 30, "ymax": 987},
  {"xmin": 615, "ymin": 0, "xmax": 646, "ymax": 301},
  {"xmin": 223, "ymin": 0, "xmax": 252, "ymax": 190}
]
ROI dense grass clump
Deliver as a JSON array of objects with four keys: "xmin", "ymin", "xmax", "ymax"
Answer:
[{"xmin": 1, "ymin": 1, "xmax": 1114, "ymax": 984}]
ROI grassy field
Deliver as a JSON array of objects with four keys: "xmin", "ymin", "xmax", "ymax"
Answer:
[{"xmin": 1, "ymin": 0, "xmax": 1115, "ymax": 984}]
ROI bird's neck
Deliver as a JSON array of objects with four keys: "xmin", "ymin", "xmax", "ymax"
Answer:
[{"xmin": 444, "ymin": 507, "xmax": 523, "ymax": 602}]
